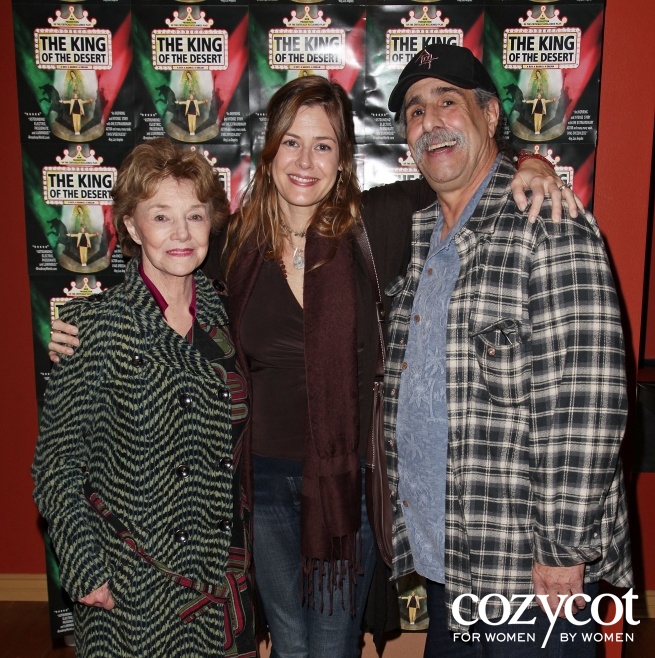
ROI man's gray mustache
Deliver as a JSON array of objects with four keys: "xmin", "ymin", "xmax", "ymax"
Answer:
[{"xmin": 414, "ymin": 130, "xmax": 463, "ymax": 161}]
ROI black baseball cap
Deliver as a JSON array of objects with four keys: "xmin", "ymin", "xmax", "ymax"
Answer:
[{"xmin": 388, "ymin": 44, "xmax": 499, "ymax": 113}]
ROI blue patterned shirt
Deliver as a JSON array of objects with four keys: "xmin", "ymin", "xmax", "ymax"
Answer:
[{"xmin": 396, "ymin": 161, "xmax": 497, "ymax": 583}]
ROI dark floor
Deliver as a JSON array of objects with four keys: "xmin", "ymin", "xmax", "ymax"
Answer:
[
  {"xmin": 0, "ymin": 601, "xmax": 653, "ymax": 657},
  {"xmin": 0, "ymin": 602, "xmax": 74, "ymax": 658}
]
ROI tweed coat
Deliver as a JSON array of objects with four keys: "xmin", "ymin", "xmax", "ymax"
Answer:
[
  {"xmin": 32, "ymin": 259, "xmax": 253, "ymax": 657},
  {"xmin": 384, "ymin": 156, "xmax": 632, "ymax": 630}
]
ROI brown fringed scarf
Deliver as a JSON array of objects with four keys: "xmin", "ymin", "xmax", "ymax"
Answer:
[
  {"xmin": 301, "ymin": 228, "xmax": 362, "ymax": 614},
  {"xmin": 224, "ymin": 228, "xmax": 363, "ymax": 616}
]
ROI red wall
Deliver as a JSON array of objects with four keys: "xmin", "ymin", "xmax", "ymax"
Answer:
[
  {"xmin": 0, "ymin": 12, "xmax": 41, "ymax": 573},
  {"xmin": 593, "ymin": 0, "xmax": 655, "ymax": 591},
  {"xmin": 2, "ymin": 0, "xmax": 654, "ymax": 593},
  {"xmin": 644, "ymin": 217, "xmax": 655, "ymax": 362}
]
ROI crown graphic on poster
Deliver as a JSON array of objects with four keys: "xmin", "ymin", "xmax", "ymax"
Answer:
[
  {"xmin": 190, "ymin": 147, "xmax": 217, "ymax": 167},
  {"xmin": 283, "ymin": 7, "xmax": 331, "ymax": 29},
  {"xmin": 398, "ymin": 151, "xmax": 417, "ymax": 167},
  {"xmin": 56, "ymin": 146, "xmax": 104, "ymax": 167},
  {"xmin": 531, "ymin": 145, "xmax": 560, "ymax": 166},
  {"xmin": 401, "ymin": 7, "xmax": 449, "ymax": 29},
  {"xmin": 390, "ymin": 151, "xmax": 421, "ymax": 181},
  {"xmin": 51, "ymin": 278, "xmax": 106, "ymax": 323},
  {"xmin": 48, "ymin": 6, "xmax": 96, "ymax": 29},
  {"xmin": 166, "ymin": 7, "xmax": 214, "ymax": 29},
  {"xmin": 63, "ymin": 278, "xmax": 105, "ymax": 297},
  {"xmin": 519, "ymin": 6, "xmax": 567, "ymax": 28}
]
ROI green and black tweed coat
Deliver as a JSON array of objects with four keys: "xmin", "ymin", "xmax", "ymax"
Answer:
[{"xmin": 32, "ymin": 259, "xmax": 253, "ymax": 657}]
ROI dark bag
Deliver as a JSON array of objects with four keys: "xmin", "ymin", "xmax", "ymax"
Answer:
[{"xmin": 355, "ymin": 227, "xmax": 394, "ymax": 568}]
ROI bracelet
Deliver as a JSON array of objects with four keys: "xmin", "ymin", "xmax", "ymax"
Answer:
[{"xmin": 515, "ymin": 150, "xmax": 555, "ymax": 171}]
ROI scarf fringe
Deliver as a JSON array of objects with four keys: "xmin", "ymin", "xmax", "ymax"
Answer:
[{"xmin": 301, "ymin": 530, "xmax": 363, "ymax": 617}]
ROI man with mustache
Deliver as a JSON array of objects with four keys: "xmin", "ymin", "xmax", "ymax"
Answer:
[{"xmin": 383, "ymin": 44, "xmax": 631, "ymax": 657}]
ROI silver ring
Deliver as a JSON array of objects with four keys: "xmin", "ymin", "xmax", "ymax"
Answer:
[{"xmin": 557, "ymin": 184, "xmax": 565, "ymax": 191}]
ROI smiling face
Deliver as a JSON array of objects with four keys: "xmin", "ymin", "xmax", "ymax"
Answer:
[
  {"xmin": 271, "ymin": 104, "xmax": 341, "ymax": 225},
  {"xmin": 404, "ymin": 77, "xmax": 499, "ymax": 198},
  {"xmin": 123, "ymin": 177, "xmax": 211, "ymax": 286}
]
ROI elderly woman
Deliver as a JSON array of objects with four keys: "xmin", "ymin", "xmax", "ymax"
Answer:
[
  {"xmin": 49, "ymin": 79, "xmax": 574, "ymax": 657},
  {"xmin": 32, "ymin": 139, "xmax": 254, "ymax": 657}
]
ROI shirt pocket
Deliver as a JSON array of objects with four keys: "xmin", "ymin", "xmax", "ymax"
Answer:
[
  {"xmin": 470, "ymin": 318, "xmax": 532, "ymax": 406},
  {"xmin": 384, "ymin": 274, "xmax": 412, "ymax": 329}
]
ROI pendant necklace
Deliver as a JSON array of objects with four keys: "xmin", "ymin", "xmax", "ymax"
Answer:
[
  {"xmin": 292, "ymin": 246, "xmax": 305, "ymax": 270},
  {"xmin": 279, "ymin": 218, "xmax": 307, "ymax": 270}
]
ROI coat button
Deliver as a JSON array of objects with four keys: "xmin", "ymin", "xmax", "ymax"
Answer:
[
  {"xmin": 218, "ymin": 519, "xmax": 232, "ymax": 532},
  {"xmin": 401, "ymin": 362, "xmax": 408, "ymax": 370},
  {"xmin": 179, "ymin": 394, "xmax": 193, "ymax": 408},
  {"xmin": 173, "ymin": 529, "xmax": 189, "ymax": 544},
  {"xmin": 413, "ymin": 314, "xmax": 420, "ymax": 323},
  {"xmin": 487, "ymin": 347, "xmax": 496, "ymax": 357},
  {"xmin": 402, "ymin": 500, "xmax": 409, "ymax": 507},
  {"xmin": 213, "ymin": 280, "xmax": 226, "ymax": 292},
  {"xmin": 176, "ymin": 464, "xmax": 190, "ymax": 479},
  {"xmin": 131, "ymin": 355, "xmax": 143, "ymax": 367},
  {"xmin": 219, "ymin": 457, "xmax": 233, "ymax": 471},
  {"xmin": 217, "ymin": 388, "xmax": 231, "ymax": 402}
]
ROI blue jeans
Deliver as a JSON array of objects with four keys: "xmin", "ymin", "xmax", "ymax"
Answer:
[
  {"xmin": 425, "ymin": 579, "xmax": 599, "ymax": 658},
  {"xmin": 253, "ymin": 455, "xmax": 376, "ymax": 658}
]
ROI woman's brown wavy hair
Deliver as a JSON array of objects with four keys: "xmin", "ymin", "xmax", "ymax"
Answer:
[{"xmin": 223, "ymin": 75, "xmax": 361, "ymax": 276}]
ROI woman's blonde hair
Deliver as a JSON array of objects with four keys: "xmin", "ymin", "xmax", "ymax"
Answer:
[
  {"xmin": 224, "ymin": 76, "xmax": 361, "ymax": 276},
  {"xmin": 112, "ymin": 138, "xmax": 229, "ymax": 258}
]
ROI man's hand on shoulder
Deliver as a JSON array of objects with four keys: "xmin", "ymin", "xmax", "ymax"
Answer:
[{"xmin": 48, "ymin": 318, "xmax": 79, "ymax": 363}]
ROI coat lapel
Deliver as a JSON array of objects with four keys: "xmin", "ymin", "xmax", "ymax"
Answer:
[{"xmin": 123, "ymin": 259, "xmax": 228, "ymax": 384}]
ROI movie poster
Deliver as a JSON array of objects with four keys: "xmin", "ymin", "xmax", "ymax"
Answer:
[
  {"xmin": 484, "ymin": 2, "xmax": 604, "ymax": 147},
  {"xmin": 13, "ymin": 2, "xmax": 134, "ymax": 145},
  {"xmin": 12, "ymin": 0, "xmax": 609, "ymax": 645},
  {"xmin": 248, "ymin": 3, "xmax": 366, "ymax": 159},
  {"xmin": 22, "ymin": 140, "xmax": 129, "ymax": 277},
  {"xmin": 132, "ymin": 2, "xmax": 249, "ymax": 146},
  {"xmin": 396, "ymin": 573, "xmax": 429, "ymax": 631}
]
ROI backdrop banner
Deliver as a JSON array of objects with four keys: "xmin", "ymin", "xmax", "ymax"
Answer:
[{"xmin": 12, "ymin": 0, "xmax": 606, "ymax": 641}]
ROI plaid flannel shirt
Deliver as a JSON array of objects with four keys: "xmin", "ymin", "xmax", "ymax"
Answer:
[{"xmin": 384, "ymin": 156, "xmax": 632, "ymax": 630}]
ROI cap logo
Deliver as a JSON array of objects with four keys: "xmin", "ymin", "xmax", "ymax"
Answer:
[{"xmin": 417, "ymin": 49, "xmax": 438, "ymax": 69}]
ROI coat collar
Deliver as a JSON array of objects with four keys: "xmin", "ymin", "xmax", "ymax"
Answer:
[
  {"xmin": 123, "ymin": 258, "xmax": 227, "ymax": 333},
  {"xmin": 121, "ymin": 259, "xmax": 228, "ymax": 382}
]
